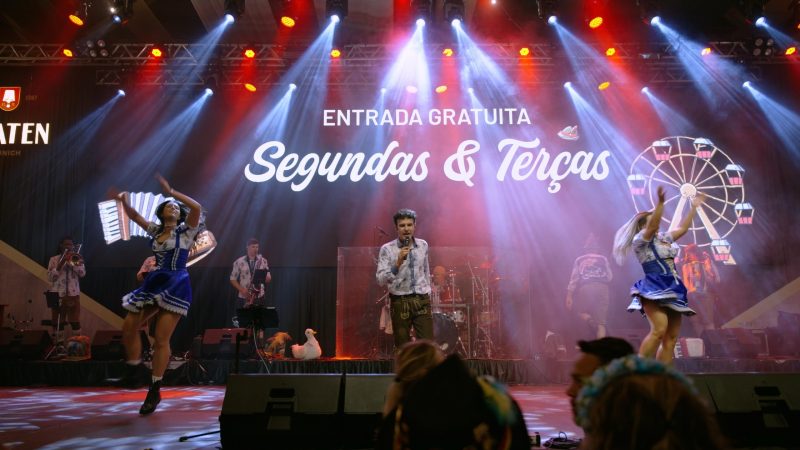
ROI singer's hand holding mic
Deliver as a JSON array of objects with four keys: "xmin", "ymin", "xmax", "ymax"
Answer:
[{"xmin": 396, "ymin": 237, "xmax": 411, "ymax": 267}]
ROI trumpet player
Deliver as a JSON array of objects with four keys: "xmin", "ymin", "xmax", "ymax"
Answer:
[
  {"xmin": 46, "ymin": 236, "xmax": 85, "ymax": 340},
  {"xmin": 229, "ymin": 238, "xmax": 271, "ymax": 327}
]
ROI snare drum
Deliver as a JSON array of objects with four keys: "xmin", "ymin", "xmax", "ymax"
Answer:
[{"xmin": 432, "ymin": 313, "xmax": 458, "ymax": 354}]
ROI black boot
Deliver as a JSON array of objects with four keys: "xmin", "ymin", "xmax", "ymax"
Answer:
[
  {"xmin": 116, "ymin": 363, "xmax": 149, "ymax": 389},
  {"xmin": 139, "ymin": 380, "xmax": 161, "ymax": 415}
]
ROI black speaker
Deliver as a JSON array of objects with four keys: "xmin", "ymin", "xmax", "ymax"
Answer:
[
  {"xmin": 219, "ymin": 374, "xmax": 343, "ymax": 449},
  {"xmin": 201, "ymin": 328, "xmax": 252, "ymax": 359},
  {"xmin": 690, "ymin": 373, "xmax": 800, "ymax": 448},
  {"xmin": 343, "ymin": 374, "xmax": 394, "ymax": 448},
  {"xmin": 0, "ymin": 329, "xmax": 52, "ymax": 360},
  {"xmin": 92, "ymin": 329, "xmax": 149, "ymax": 360},
  {"xmin": 701, "ymin": 328, "xmax": 761, "ymax": 358}
]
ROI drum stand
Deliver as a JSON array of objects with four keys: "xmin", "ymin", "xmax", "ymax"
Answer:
[{"xmin": 468, "ymin": 266, "xmax": 496, "ymax": 358}]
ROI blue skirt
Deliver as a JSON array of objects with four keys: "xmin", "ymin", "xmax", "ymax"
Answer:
[
  {"xmin": 122, "ymin": 268, "xmax": 192, "ymax": 316},
  {"xmin": 628, "ymin": 261, "xmax": 695, "ymax": 316}
]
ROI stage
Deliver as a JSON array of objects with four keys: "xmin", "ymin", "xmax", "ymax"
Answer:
[{"xmin": 2, "ymin": 355, "xmax": 799, "ymax": 387}]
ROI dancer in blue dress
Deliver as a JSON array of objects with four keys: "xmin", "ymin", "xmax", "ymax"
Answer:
[
  {"xmin": 612, "ymin": 186, "xmax": 706, "ymax": 364},
  {"xmin": 115, "ymin": 174, "xmax": 203, "ymax": 414}
]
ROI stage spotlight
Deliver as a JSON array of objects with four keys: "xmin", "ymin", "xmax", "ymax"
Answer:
[
  {"xmin": 406, "ymin": 85, "xmax": 418, "ymax": 94},
  {"xmin": 117, "ymin": 89, "xmax": 126, "ymax": 96},
  {"xmin": 111, "ymin": 0, "xmax": 134, "ymax": 24},
  {"xmin": 62, "ymin": 48, "xmax": 74, "ymax": 58},
  {"xmin": 519, "ymin": 47, "xmax": 530, "ymax": 56},
  {"xmin": 416, "ymin": 18, "xmax": 426, "ymax": 28},
  {"xmin": 244, "ymin": 83, "xmax": 257, "ymax": 92},
  {"xmin": 330, "ymin": 14, "xmax": 340, "ymax": 23},
  {"xmin": 588, "ymin": 16, "xmax": 603, "ymax": 29},
  {"xmin": 467, "ymin": 87, "xmax": 475, "ymax": 94},
  {"xmin": 701, "ymin": 47, "xmax": 712, "ymax": 56},
  {"xmin": 563, "ymin": 81, "xmax": 572, "ymax": 88},
  {"xmin": 435, "ymin": 85, "xmax": 448, "ymax": 93},
  {"xmin": 451, "ymin": 18, "xmax": 461, "ymax": 27},
  {"xmin": 244, "ymin": 48, "xmax": 256, "ymax": 58},
  {"xmin": 442, "ymin": 48, "xmax": 454, "ymax": 57},
  {"xmin": 444, "ymin": 0, "xmax": 465, "ymax": 26},
  {"xmin": 326, "ymin": 0, "xmax": 348, "ymax": 21},
  {"xmin": 742, "ymin": 81, "xmax": 752, "ymax": 89},
  {"xmin": 205, "ymin": 88, "xmax": 214, "ymax": 96},
  {"xmin": 289, "ymin": 83, "xmax": 297, "ymax": 90},
  {"xmin": 606, "ymin": 47, "xmax": 616, "ymax": 56},
  {"xmin": 598, "ymin": 81, "xmax": 611, "ymax": 90},
  {"xmin": 380, "ymin": 87, "xmax": 387, "ymax": 94},
  {"xmin": 548, "ymin": 15, "xmax": 558, "ymax": 25},
  {"xmin": 786, "ymin": 46, "xmax": 797, "ymax": 56},
  {"xmin": 641, "ymin": 86, "xmax": 649, "ymax": 94},
  {"xmin": 330, "ymin": 48, "xmax": 342, "ymax": 58},
  {"xmin": 755, "ymin": 16, "xmax": 766, "ymax": 27},
  {"xmin": 411, "ymin": 0, "xmax": 433, "ymax": 24},
  {"xmin": 650, "ymin": 15, "xmax": 661, "ymax": 26},
  {"xmin": 224, "ymin": 0, "xmax": 245, "ymax": 21},
  {"xmin": 537, "ymin": 0, "xmax": 558, "ymax": 20},
  {"xmin": 150, "ymin": 47, "xmax": 163, "ymax": 58},
  {"xmin": 281, "ymin": 16, "xmax": 296, "ymax": 28}
]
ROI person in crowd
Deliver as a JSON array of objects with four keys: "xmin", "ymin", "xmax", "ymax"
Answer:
[
  {"xmin": 114, "ymin": 174, "xmax": 203, "ymax": 415},
  {"xmin": 376, "ymin": 209, "xmax": 433, "ymax": 350},
  {"xmin": 575, "ymin": 354, "xmax": 729, "ymax": 450},
  {"xmin": 229, "ymin": 238, "xmax": 271, "ymax": 327},
  {"xmin": 679, "ymin": 243, "xmax": 719, "ymax": 337},
  {"xmin": 46, "ymin": 236, "xmax": 85, "ymax": 342},
  {"xmin": 378, "ymin": 342, "xmax": 530, "ymax": 450},
  {"xmin": 382, "ymin": 340, "xmax": 445, "ymax": 418},
  {"xmin": 613, "ymin": 186, "xmax": 706, "ymax": 364},
  {"xmin": 566, "ymin": 337, "xmax": 635, "ymax": 426},
  {"xmin": 565, "ymin": 233, "xmax": 613, "ymax": 339}
]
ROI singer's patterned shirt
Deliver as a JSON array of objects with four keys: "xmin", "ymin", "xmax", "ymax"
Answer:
[{"xmin": 376, "ymin": 238, "xmax": 431, "ymax": 296}]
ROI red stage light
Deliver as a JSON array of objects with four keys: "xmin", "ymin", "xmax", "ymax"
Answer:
[
  {"xmin": 786, "ymin": 46, "xmax": 797, "ymax": 56},
  {"xmin": 606, "ymin": 47, "xmax": 616, "ymax": 56},
  {"xmin": 244, "ymin": 83, "xmax": 257, "ymax": 92},
  {"xmin": 442, "ymin": 48, "xmax": 454, "ymax": 57},
  {"xmin": 435, "ymin": 85, "xmax": 447, "ymax": 94},
  {"xmin": 244, "ymin": 48, "xmax": 255, "ymax": 59},
  {"xmin": 589, "ymin": 16, "xmax": 603, "ymax": 29},
  {"xmin": 330, "ymin": 48, "xmax": 341, "ymax": 58},
  {"xmin": 63, "ymin": 49, "xmax": 74, "ymax": 58},
  {"xmin": 68, "ymin": 14, "xmax": 84, "ymax": 26},
  {"xmin": 519, "ymin": 47, "xmax": 530, "ymax": 57},
  {"xmin": 598, "ymin": 81, "xmax": 611, "ymax": 90},
  {"xmin": 701, "ymin": 47, "xmax": 712, "ymax": 56},
  {"xmin": 281, "ymin": 16, "xmax": 296, "ymax": 28},
  {"xmin": 151, "ymin": 48, "xmax": 163, "ymax": 58}
]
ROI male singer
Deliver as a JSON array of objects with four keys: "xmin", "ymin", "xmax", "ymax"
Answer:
[{"xmin": 376, "ymin": 209, "xmax": 433, "ymax": 350}]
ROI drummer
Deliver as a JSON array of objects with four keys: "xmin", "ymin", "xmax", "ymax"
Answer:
[{"xmin": 431, "ymin": 265, "xmax": 459, "ymax": 304}]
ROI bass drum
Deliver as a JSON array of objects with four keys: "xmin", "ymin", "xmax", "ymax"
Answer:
[{"xmin": 432, "ymin": 313, "xmax": 458, "ymax": 354}]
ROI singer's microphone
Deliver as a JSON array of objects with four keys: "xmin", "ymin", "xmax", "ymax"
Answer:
[{"xmin": 403, "ymin": 237, "xmax": 410, "ymax": 247}]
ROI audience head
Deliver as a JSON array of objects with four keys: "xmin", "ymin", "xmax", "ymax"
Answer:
[
  {"xmin": 576, "ymin": 355, "xmax": 728, "ymax": 450},
  {"xmin": 394, "ymin": 339, "xmax": 445, "ymax": 385},
  {"xmin": 567, "ymin": 337, "xmax": 634, "ymax": 421}
]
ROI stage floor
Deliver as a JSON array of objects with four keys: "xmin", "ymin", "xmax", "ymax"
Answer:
[{"xmin": 0, "ymin": 385, "xmax": 580, "ymax": 450}]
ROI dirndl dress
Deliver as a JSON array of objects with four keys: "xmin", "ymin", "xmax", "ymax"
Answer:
[
  {"xmin": 122, "ymin": 222, "xmax": 199, "ymax": 316},
  {"xmin": 627, "ymin": 232, "xmax": 695, "ymax": 316}
]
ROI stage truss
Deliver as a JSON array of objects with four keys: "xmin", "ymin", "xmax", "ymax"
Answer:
[{"xmin": 0, "ymin": 42, "xmax": 777, "ymax": 87}]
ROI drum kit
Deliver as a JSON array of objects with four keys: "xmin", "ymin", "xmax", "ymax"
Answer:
[{"xmin": 380, "ymin": 262, "xmax": 499, "ymax": 358}]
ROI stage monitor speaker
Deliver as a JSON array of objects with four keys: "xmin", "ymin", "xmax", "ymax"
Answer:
[
  {"xmin": 690, "ymin": 373, "xmax": 800, "ymax": 448},
  {"xmin": 0, "ymin": 329, "xmax": 51, "ymax": 360},
  {"xmin": 342, "ymin": 374, "xmax": 394, "ymax": 448},
  {"xmin": 702, "ymin": 328, "xmax": 761, "ymax": 358},
  {"xmin": 201, "ymin": 328, "xmax": 251, "ymax": 359},
  {"xmin": 219, "ymin": 374, "xmax": 343, "ymax": 449},
  {"xmin": 92, "ymin": 329, "xmax": 149, "ymax": 360}
]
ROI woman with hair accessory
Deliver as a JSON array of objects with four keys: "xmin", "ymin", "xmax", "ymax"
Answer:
[
  {"xmin": 612, "ymin": 186, "xmax": 706, "ymax": 364},
  {"xmin": 575, "ymin": 355, "xmax": 728, "ymax": 450},
  {"xmin": 113, "ymin": 174, "xmax": 203, "ymax": 415}
]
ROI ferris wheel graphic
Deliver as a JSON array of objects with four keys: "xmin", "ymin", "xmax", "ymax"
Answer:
[{"xmin": 627, "ymin": 136, "xmax": 754, "ymax": 265}]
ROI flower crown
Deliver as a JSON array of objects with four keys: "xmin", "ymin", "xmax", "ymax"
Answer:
[{"xmin": 574, "ymin": 355, "xmax": 697, "ymax": 430}]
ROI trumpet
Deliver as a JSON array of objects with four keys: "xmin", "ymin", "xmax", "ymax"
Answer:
[{"xmin": 58, "ymin": 243, "xmax": 83, "ymax": 267}]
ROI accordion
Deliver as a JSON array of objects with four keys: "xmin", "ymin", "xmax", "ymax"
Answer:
[{"xmin": 97, "ymin": 191, "xmax": 216, "ymax": 266}]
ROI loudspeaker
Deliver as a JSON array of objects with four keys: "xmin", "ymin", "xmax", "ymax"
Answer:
[
  {"xmin": 702, "ymin": 328, "xmax": 761, "ymax": 358},
  {"xmin": 220, "ymin": 374, "xmax": 343, "ymax": 449},
  {"xmin": 0, "ymin": 329, "xmax": 52, "ymax": 360},
  {"xmin": 201, "ymin": 328, "xmax": 252, "ymax": 359},
  {"xmin": 690, "ymin": 373, "xmax": 800, "ymax": 448},
  {"xmin": 92, "ymin": 329, "xmax": 149, "ymax": 360},
  {"xmin": 343, "ymin": 374, "xmax": 394, "ymax": 448}
]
